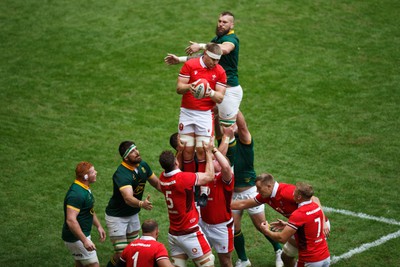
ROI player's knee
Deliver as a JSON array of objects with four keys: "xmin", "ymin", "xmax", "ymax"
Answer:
[
  {"xmin": 110, "ymin": 236, "xmax": 128, "ymax": 255},
  {"xmin": 180, "ymin": 134, "xmax": 195, "ymax": 147},
  {"xmin": 282, "ymin": 242, "xmax": 297, "ymax": 258},
  {"xmin": 195, "ymin": 136, "xmax": 210, "ymax": 148},
  {"xmin": 219, "ymin": 119, "xmax": 236, "ymax": 127},
  {"xmin": 171, "ymin": 257, "xmax": 187, "ymax": 267},
  {"xmin": 79, "ymin": 256, "xmax": 99, "ymax": 266},
  {"xmin": 126, "ymin": 233, "xmax": 139, "ymax": 243},
  {"xmin": 194, "ymin": 253, "xmax": 215, "ymax": 267}
]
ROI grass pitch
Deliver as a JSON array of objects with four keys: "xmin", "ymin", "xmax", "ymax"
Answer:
[{"xmin": 1, "ymin": 0, "xmax": 399, "ymax": 266}]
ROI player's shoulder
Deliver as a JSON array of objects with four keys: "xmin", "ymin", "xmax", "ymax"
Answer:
[
  {"xmin": 139, "ymin": 160, "xmax": 151, "ymax": 169},
  {"xmin": 216, "ymin": 63, "xmax": 227, "ymax": 72},
  {"xmin": 186, "ymin": 56, "xmax": 201, "ymax": 66},
  {"xmin": 223, "ymin": 32, "xmax": 239, "ymax": 43},
  {"xmin": 279, "ymin": 183, "xmax": 296, "ymax": 190}
]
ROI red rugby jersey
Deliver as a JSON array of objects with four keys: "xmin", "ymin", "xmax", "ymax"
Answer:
[{"xmin": 179, "ymin": 57, "xmax": 227, "ymax": 111}]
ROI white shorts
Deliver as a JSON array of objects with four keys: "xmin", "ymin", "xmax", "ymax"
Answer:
[
  {"xmin": 178, "ymin": 108, "xmax": 213, "ymax": 136},
  {"xmin": 199, "ymin": 218, "xmax": 234, "ymax": 254},
  {"xmin": 298, "ymin": 256, "xmax": 331, "ymax": 267},
  {"xmin": 232, "ymin": 186, "xmax": 265, "ymax": 215},
  {"xmin": 64, "ymin": 236, "xmax": 99, "ymax": 263},
  {"xmin": 217, "ymin": 85, "xmax": 243, "ymax": 120},
  {"xmin": 168, "ymin": 226, "xmax": 211, "ymax": 259},
  {"xmin": 105, "ymin": 213, "xmax": 141, "ymax": 237}
]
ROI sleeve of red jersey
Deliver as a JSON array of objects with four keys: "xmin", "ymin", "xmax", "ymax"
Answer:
[
  {"xmin": 287, "ymin": 209, "xmax": 305, "ymax": 231},
  {"xmin": 179, "ymin": 61, "xmax": 191, "ymax": 79},
  {"xmin": 155, "ymin": 243, "xmax": 170, "ymax": 262},
  {"xmin": 254, "ymin": 193, "xmax": 266, "ymax": 205}
]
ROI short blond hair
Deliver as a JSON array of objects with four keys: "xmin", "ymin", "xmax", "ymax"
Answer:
[{"xmin": 295, "ymin": 182, "xmax": 314, "ymax": 199}]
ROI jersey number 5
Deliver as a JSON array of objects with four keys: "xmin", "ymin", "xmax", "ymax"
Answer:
[{"xmin": 165, "ymin": 190, "xmax": 174, "ymax": 209}]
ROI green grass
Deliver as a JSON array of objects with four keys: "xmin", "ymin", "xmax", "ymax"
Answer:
[{"xmin": 1, "ymin": 0, "xmax": 399, "ymax": 266}]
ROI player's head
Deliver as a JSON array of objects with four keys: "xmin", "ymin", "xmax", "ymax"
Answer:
[
  {"xmin": 216, "ymin": 11, "xmax": 235, "ymax": 37},
  {"xmin": 119, "ymin": 141, "xmax": 141, "ymax": 164},
  {"xmin": 204, "ymin": 43, "xmax": 222, "ymax": 69},
  {"xmin": 141, "ymin": 219, "xmax": 159, "ymax": 239},
  {"xmin": 213, "ymin": 159, "xmax": 222, "ymax": 173},
  {"xmin": 294, "ymin": 182, "xmax": 314, "ymax": 202},
  {"xmin": 159, "ymin": 150, "xmax": 177, "ymax": 173},
  {"xmin": 255, "ymin": 173, "xmax": 275, "ymax": 198},
  {"xmin": 75, "ymin": 161, "xmax": 96, "ymax": 183},
  {"xmin": 169, "ymin": 132, "xmax": 179, "ymax": 151}
]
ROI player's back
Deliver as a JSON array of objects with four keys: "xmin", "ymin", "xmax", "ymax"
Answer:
[
  {"xmin": 290, "ymin": 202, "xmax": 330, "ymax": 263},
  {"xmin": 121, "ymin": 237, "xmax": 169, "ymax": 267},
  {"xmin": 159, "ymin": 170, "xmax": 200, "ymax": 233}
]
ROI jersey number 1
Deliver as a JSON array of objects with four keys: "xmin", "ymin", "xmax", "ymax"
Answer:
[{"xmin": 131, "ymin": 251, "xmax": 139, "ymax": 267}]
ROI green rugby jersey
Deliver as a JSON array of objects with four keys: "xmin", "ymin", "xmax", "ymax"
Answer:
[
  {"xmin": 62, "ymin": 180, "xmax": 95, "ymax": 242},
  {"xmin": 229, "ymin": 138, "xmax": 256, "ymax": 188},
  {"xmin": 105, "ymin": 161, "xmax": 154, "ymax": 217},
  {"xmin": 211, "ymin": 30, "xmax": 239, "ymax": 87}
]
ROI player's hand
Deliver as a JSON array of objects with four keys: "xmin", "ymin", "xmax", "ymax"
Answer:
[
  {"xmin": 270, "ymin": 219, "xmax": 287, "ymax": 231},
  {"xmin": 203, "ymin": 136, "xmax": 215, "ymax": 152},
  {"xmin": 142, "ymin": 195, "xmax": 153, "ymax": 210},
  {"xmin": 185, "ymin": 41, "xmax": 201, "ymax": 55},
  {"xmin": 97, "ymin": 226, "xmax": 106, "ymax": 242},
  {"xmin": 222, "ymin": 123, "xmax": 236, "ymax": 138},
  {"xmin": 204, "ymin": 83, "xmax": 214, "ymax": 97},
  {"xmin": 83, "ymin": 238, "xmax": 96, "ymax": 251},
  {"xmin": 323, "ymin": 221, "xmax": 330, "ymax": 238},
  {"xmin": 189, "ymin": 79, "xmax": 200, "ymax": 95},
  {"xmin": 177, "ymin": 134, "xmax": 186, "ymax": 152},
  {"xmin": 164, "ymin": 53, "xmax": 180, "ymax": 65}
]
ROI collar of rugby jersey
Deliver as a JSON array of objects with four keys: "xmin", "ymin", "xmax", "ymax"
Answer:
[
  {"xmin": 298, "ymin": 199, "xmax": 313, "ymax": 208},
  {"xmin": 163, "ymin": 169, "xmax": 181, "ymax": 177},
  {"xmin": 270, "ymin": 181, "xmax": 279, "ymax": 198},
  {"xmin": 200, "ymin": 56, "xmax": 207, "ymax": 68},
  {"xmin": 74, "ymin": 179, "xmax": 90, "ymax": 190},
  {"xmin": 122, "ymin": 161, "xmax": 139, "ymax": 171},
  {"xmin": 140, "ymin": 236, "xmax": 156, "ymax": 241}
]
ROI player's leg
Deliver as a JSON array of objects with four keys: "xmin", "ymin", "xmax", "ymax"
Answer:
[
  {"xmin": 105, "ymin": 214, "xmax": 139, "ymax": 267},
  {"xmin": 232, "ymin": 211, "xmax": 251, "ymax": 266},
  {"xmin": 179, "ymin": 108, "xmax": 197, "ymax": 172},
  {"xmin": 218, "ymin": 252, "xmax": 233, "ymax": 267},
  {"xmin": 79, "ymin": 260, "xmax": 100, "ymax": 267},
  {"xmin": 173, "ymin": 228, "xmax": 214, "ymax": 267},
  {"xmin": 207, "ymin": 220, "xmax": 234, "ymax": 267},
  {"xmin": 302, "ymin": 256, "xmax": 331, "ymax": 267},
  {"xmin": 169, "ymin": 233, "xmax": 189, "ymax": 267},
  {"xmin": 249, "ymin": 211, "xmax": 283, "ymax": 267},
  {"xmin": 126, "ymin": 213, "xmax": 141, "ymax": 243},
  {"xmin": 281, "ymin": 235, "xmax": 297, "ymax": 267},
  {"xmin": 64, "ymin": 238, "xmax": 100, "ymax": 267},
  {"xmin": 171, "ymin": 255, "xmax": 189, "ymax": 267},
  {"xmin": 217, "ymin": 85, "xmax": 243, "ymax": 127},
  {"xmin": 193, "ymin": 252, "xmax": 215, "ymax": 267},
  {"xmin": 194, "ymin": 110, "xmax": 214, "ymax": 206},
  {"xmin": 105, "ymin": 215, "xmax": 126, "ymax": 267},
  {"xmin": 179, "ymin": 133, "xmax": 196, "ymax": 172},
  {"xmin": 193, "ymin": 109, "xmax": 213, "ymax": 172}
]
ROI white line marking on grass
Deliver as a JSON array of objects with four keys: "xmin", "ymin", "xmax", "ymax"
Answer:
[
  {"xmin": 323, "ymin": 206, "xmax": 400, "ymax": 226},
  {"xmin": 331, "ymin": 230, "xmax": 400, "ymax": 264},
  {"xmin": 323, "ymin": 206, "xmax": 400, "ymax": 264}
]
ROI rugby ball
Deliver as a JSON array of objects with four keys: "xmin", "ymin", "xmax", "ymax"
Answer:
[{"xmin": 192, "ymin": 78, "xmax": 209, "ymax": 99}]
